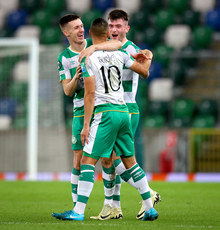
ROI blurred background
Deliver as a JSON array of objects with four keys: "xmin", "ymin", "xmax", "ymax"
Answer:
[{"xmin": 0, "ymin": 0, "xmax": 220, "ymax": 180}]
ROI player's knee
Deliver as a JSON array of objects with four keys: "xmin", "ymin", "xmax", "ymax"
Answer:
[
  {"xmin": 73, "ymin": 150, "xmax": 83, "ymax": 170},
  {"xmin": 101, "ymin": 158, "xmax": 113, "ymax": 168},
  {"xmin": 121, "ymin": 156, "xmax": 136, "ymax": 169},
  {"xmin": 73, "ymin": 160, "xmax": 81, "ymax": 170}
]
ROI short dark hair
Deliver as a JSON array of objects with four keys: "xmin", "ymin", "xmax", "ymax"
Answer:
[
  {"xmin": 90, "ymin": 18, "xmax": 108, "ymax": 37},
  {"xmin": 108, "ymin": 9, "xmax": 129, "ymax": 22},
  {"xmin": 59, "ymin": 14, "xmax": 80, "ymax": 28}
]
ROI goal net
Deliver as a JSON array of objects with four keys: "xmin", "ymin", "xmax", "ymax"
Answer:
[{"xmin": 0, "ymin": 38, "xmax": 71, "ymax": 180}]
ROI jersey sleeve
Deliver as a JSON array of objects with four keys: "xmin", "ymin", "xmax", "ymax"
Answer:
[
  {"xmin": 57, "ymin": 54, "xmax": 71, "ymax": 82},
  {"xmin": 80, "ymin": 57, "xmax": 94, "ymax": 78},
  {"xmin": 119, "ymin": 49, "xmax": 134, "ymax": 68}
]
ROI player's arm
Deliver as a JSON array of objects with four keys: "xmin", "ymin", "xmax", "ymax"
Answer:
[
  {"xmin": 79, "ymin": 39, "xmax": 122, "ymax": 64},
  {"xmin": 129, "ymin": 60, "xmax": 150, "ymax": 79},
  {"xmin": 81, "ymin": 75, "xmax": 95, "ymax": 146},
  {"xmin": 62, "ymin": 65, "xmax": 82, "ymax": 96},
  {"xmin": 129, "ymin": 51, "xmax": 153, "ymax": 79}
]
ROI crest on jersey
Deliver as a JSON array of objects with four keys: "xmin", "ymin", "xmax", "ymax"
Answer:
[
  {"xmin": 72, "ymin": 135, "xmax": 77, "ymax": 144},
  {"xmin": 57, "ymin": 61, "xmax": 62, "ymax": 70}
]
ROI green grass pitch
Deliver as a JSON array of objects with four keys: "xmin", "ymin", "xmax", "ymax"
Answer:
[{"xmin": 0, "ymin": 181, "xmax": 220, "ymax": 230}]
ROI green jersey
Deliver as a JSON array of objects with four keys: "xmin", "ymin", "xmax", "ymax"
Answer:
[
  {"xmin": 122, "ymin": 40, "xmax": 140, "ymax": 114},
  {"xmin": 57, "ymin": 38, "xmax": 93, "ymax": 116}
]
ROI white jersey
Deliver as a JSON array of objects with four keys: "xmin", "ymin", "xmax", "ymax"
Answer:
[{"xmin": 81, "ymin": 49, "xmax": 134, "ymax": 107}]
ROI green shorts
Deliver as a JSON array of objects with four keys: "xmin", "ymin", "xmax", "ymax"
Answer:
[
  {"xmin": 83, "ymin": 110, "xmax": 135, "ymax": 160},
  {"xmin": 130, "ymin": 113, "xmax": 139, "ymax": 136},
  {"xmin": 127, "ymin": 103, "xmax": 140, "ymax": 136},
  {"xmin": 72, "ymin": 115, "xmax": 84, "ymax": 150}
]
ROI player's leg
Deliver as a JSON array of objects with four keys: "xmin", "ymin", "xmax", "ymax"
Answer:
[
  {"xmin": 91, "ymin": 154, "xmax": 124, "ymax": 220},
  {"xmin": 55, "ymin": 155, "xmax": 99, "ymax": 221},
  {"xmin": 101, "ymin": 156, "xmax": 115, "ymax": 206},
  {"xmin": 121, "ymin": 156, "xmax": 158, "ymax": 221},
  {"xmin": 115, "ymin": 157, "xmax": 161, "ymax": 220},
  {"xmin": 72, "ymin": 155, "xmax": 99, "ymax": 219},
  {"xmin": 89, "ymin": 111, "xmax": 126, "ymax": 221},
  {"xmin": 111, "ymin": 174, "xmax": 123, "ymax": 219},
  {"xmin": 71, "ymin": 115, "xmax": 84, "ymax": 205},
  {"xmin": 71, "ymin": 149, "xmax": 83, "ymax": 206},
  {"xmin": 115, "ymin": 112, "xmax": 140, "ymax": 188},
  {"xmin": 52, "ymin": 115, "xmax": 84, "ymax": 219},
  {"xmin": 109, "ymin": 113, "xmax": 136, "ymax": 215},
  {"xmin": 111, "ymin": 153, "xmax": 134, "ymax": 219},
  {"xmin": 90, "ymin": 156, "xmax": 117, "ymax": 220},
  {"xmin": 110, "ymin": 112, "xmax": 137, "ymax": 207},
  {"xmin": 84, "ymin": 111, "xmax": 119, "ymax": 220},
  {"xmin": 113, "ymin": 152, "xmax": 161, "ymax": 219},
  {"xmin": 105, "ymin": 112, "xmax": 137, "ymax": 216},
  {"xmin": 92, "ymin": 111, "xmax": 136, "ymax": 220},
  {"xmin": 53, "ymin": 111, "xmax": 110, "ymax": 221},
  {"xmin": 90, "ymin": 154, "xmax": 121, "ymax": 220},
  {"xmin": 114, "ymin": 112, "xmax": 161, "ymax": 218},
  {"xmin": 113, "ymin": 155, "xmax": 135, "ymax": 187},
  {"xmin": 115, "ymin": 114, "xmax": 158, "ymax": 221},
  {"xmin": 87, "ymin": 111, "xmax": 119, "ymax": 220},
  {"xmin": 130, "ymin": 113, "xmax": 161, "ymax": 219}
]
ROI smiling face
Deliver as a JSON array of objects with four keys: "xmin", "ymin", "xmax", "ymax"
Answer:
[
  {"xmin": 108, "ymin": 18, "xmax": 130, "ymax": 43},
  {"xmin": 62, "ymin": 18, "xmax": 84, "ymax": 45}
]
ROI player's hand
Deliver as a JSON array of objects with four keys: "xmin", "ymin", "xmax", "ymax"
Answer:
[
  {"xmin": 139, "ymin": 49, "xmax": 153, "ymax": 60},
  {"xmin": 131, "ymin": 53, "xmax": 149, "ymax": 63},
  {"xmin": 81, "ymin": 126, "xmax": 90, "ymax": 146},
  {"xmin": 75, "ymin": 65, "xmax": 82, "ymax": 79},
  {"xmin": 78, "ymin": 45, "xmax": 96, "ymax": 64}
]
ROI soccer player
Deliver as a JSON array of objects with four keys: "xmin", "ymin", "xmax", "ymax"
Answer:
[
  {"xmin": 53, "ymin": 17, "xmax": 159, "ymax": 221},
  {"xmin": 52, "ymin": 14, "xmax": 122, "ymax": 218},
  {"xmin": 90, "ymin": 9, "xmax": 161, "ymax": 220}
]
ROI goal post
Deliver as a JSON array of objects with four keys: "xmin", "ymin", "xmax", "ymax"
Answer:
[
  {"xmin": 0, "ymin": 38, "xmax": 39, "ymax": 180},
  {"xmin": 27, "ymin": 39, "xmax": 39, "ymax": 180}
]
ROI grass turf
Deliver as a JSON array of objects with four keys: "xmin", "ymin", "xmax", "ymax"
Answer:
[{"xmin": 0, "ymin": 181, "xmax": 220, "ymax": 230}]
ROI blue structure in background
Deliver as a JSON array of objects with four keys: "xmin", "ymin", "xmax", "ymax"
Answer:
[
  {"xmin": 6, "ymin": 9, "xmax": 28, "ymax": 31},
  {"xmin": 92, "ymin": 0, "xmax": 115, "ymax": 12},
  {"xmin": 0, "ymin": 99, "xmax": 17, "ymax": 118},
  {"xmin": 205, "ymin": 9, "xmax": 220, "ymax": 31},
  {"xmin": 148, "ymin": 61, "xmax": 163, "ymax": 83}
]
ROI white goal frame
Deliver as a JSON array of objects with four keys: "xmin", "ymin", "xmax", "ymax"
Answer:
[{"xmin": 0, "ymin": 38, "xmax": 39, "ymax": 180}]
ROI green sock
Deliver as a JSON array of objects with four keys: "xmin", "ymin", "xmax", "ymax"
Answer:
[
  {"xmin": 113, "ymin": 174, "xmax": 121, "ymax": 208},
  {"xmin": 71, "ymin": 167, "xmax": 80, "ymax": 206},
  {"xmin": 128, "ymin": 163, "xmax": 152, "ymax": 211},
  {"xmin": 102, "ymin": 165, "xmax": 116, "ymax": 205},
  {"xmin": 114, "ymin": 158, "xmax": 135, "ymax": 187},
  {"xmin": 74, "ymin": 164, "xmax": 95, "ymax": 214}
]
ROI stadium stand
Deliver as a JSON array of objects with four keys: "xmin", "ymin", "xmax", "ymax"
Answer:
[{"xmin": 0, "ymin": 0, "xmax": 219, "ymax": 129}]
